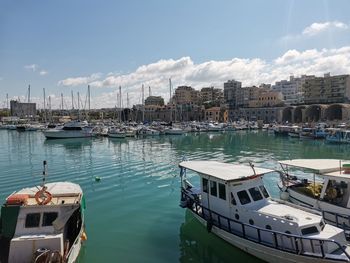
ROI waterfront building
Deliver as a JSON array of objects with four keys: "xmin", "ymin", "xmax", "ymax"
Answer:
[
  {"xmin": 223, "ymin": 80, "xmax": 242, "ymax": 109},
  {"xmin": 172, "ymin": 86, "xmax": 200, "ymax": 105},
  {"xmin": 204, "ymin": 106, "xmax": 228, "ymax": 122},
  {"xmin": 200, "ymin": 87, "xmax": 224, "ymax": 105},
  {"xmin": 272, "ymin": 75, "xmax": 315, "ymax": 105},
  {"xmin": 10, "ymin": 100, "xmax": 36, "ymax": 118},
  {"xmin": 230, "ymin": 107, "xmax": 282, "ymax": 123},
  {"xmin": 303, "ymin": 73, "xmax": 350, "ymax": 104},
  {"xmin": 248, "ymin": 89, "xmax": 284, "ymax": 108},
  {"xmin": 145, "ymin": 96, "xmax": 164, "ymax": 106}
]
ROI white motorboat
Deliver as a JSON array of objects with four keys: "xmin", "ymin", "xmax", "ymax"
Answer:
[
  {"xmin": 164, "ymin": 127, "xmax": 185, "ymax": 135},
  {"xmin": 108, "ymin": 127, "xmax": 126, "ymax": 138},
  {"xmin": 179, "ymin": 160, "xmax": 350, "ymax": 263},
  {"xmin": 0, "ymin": 161, "xmax": 86, "ymax": 263},
  {"xmin": 137, "ymin": 127, "xmax": 160, "ymax": 136},
  {"xmin": 278, "ymin": 159, "xmax": 350, "ymax": 231},
  {"xmin": 43, "ymin": 120, "xmax": 93, "ymax": 139}
]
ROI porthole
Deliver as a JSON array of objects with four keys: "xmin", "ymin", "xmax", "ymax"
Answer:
[
  {"xmin": 249, "ymin": 219, "xmax": 254, "ymax": 225},
  {"xmin": 235, "ymin": 214, "xmax": 240, "ymax": 220},
  {"xmin": 265, "ymin": 225, "xmax": 272, "ymax": 230},
  {"xmin": 285, "ymin": 231, "xmax": 291, "ymax": 234}
]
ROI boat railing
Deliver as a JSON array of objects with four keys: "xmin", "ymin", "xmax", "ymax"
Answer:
[
  {"xmin": 322, "ymin": 210, "xmax": 350, "ymax": 232},
  {"xmin": 181, "ymin": 190, "xmax": 350, "ymax": 261}
]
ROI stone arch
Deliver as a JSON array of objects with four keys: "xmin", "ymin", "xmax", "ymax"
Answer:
[
  {"xmin": 305, "ymin": 105, "xmax": 322, "ymax": 122},
  {"xmin": 282, "ymin": 107, "xmax": 294, "ymax": 123},
  {"xmin": 324, "ymin": 104, "xmax": 344, "ymax": 121},
  {"xmin": 294, "ymin": 106, "xmax": 306, "ymax": 123}
]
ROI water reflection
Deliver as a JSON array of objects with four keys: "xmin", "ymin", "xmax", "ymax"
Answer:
[{"xmin": 179, "ymin": 210, "xmax": 262, "ymax": 263}]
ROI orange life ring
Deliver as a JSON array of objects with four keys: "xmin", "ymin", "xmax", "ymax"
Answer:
[{"xmin": 35, "ymin": 189, "xmax": 52, "ymax": 205}]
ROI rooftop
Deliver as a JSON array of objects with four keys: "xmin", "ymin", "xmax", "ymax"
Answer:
[{"xmin": 179, "ymin": 161, "xmax": 274, "ymax": 182}]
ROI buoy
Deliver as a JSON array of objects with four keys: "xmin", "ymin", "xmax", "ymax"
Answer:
[{"xmin": 94, "ymin": 176, "xmax": 101, "ymax": 182}]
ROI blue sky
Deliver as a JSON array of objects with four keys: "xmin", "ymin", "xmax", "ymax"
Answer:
[{"xmin": 1, "ymin": 0, "xmax": 350, "ymax": 108}]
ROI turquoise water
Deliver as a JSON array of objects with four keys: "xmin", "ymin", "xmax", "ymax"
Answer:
[{"xmin": 1, "ymin": 130, "xmax": 350, "ymax": 262}]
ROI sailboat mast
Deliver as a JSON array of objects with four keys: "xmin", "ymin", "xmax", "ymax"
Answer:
[
  {"xmin": 119, "ymin": 86, "xmax": 122, "ymax": 123},
  {"xmin": 61, "ymin": 93, "xmax": 64, "ymax": 112},
  {"xmin": 43, "ymin": 88, "xmax": 47, "ymax": 123},
  {"xmin": 71, "ymin": 90, "xmax": 74, "ymax": 110},
  {"xmin": 28, "ymin": 85, "xmax": 31, "ymax": 103},
  {"xmin": 87, "ymin": 85, "xmax": 90, "ymax": 120},
  {"xmin": 169, "ymin": 78, "xmax": 172, "ymax": 123},
  {"xmin": 77, "ymin": 92, "xmax": 80, "ymax": 120},
  {"xmin": 6, "ymin": 93, "xmax": 9, "ymax": 116},
  {"xmin": 142, "ymin": 84, "xmax": 144, "ymax": 123}
]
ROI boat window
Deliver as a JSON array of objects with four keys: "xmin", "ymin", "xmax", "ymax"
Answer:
[
  {"xmin": 218, "ymin": 183, "xmax": 226, "ymax": 200},
  {"xmin": 301, "ymin": 226, "xmax": 319, "ymax": 235},
  {"xmin": 265, "ymin": 225, "xmax": 272, "ymax": 230},
  {"xmin": 210, "ymin": 181, "xmax": 217, "ymax": 197},
  {"xmin": 42, "ymin": 212, "xmax": 58, "ymax": 227},
  {"xmin": 249, "ymin": 219, "xmax": 254, "ymax": 225},
  {"xmin": 25, "ymin": 213, "xmax": 41, "ymax": 228},
  {"xmin": 230, "ymin": 192, "xmax": 237, "ymax": 205},
  {"xmin": 248, "ymin": 187, "xmax": 263, "ymax": 201},
  {"xmin": 237, "ymin": 190, "xmax": 251, "ymax": 205},
  {"xmin": 202, "ymin": 178, "xmax": 208, "ymax": 193},
  {"xmin": 259, "ymin": 185, "xmax": 270, "ymax": 198}
]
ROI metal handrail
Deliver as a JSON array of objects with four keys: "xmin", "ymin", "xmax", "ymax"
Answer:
[
  {"xmin": 181, "ymin": 190, "xmax": 350, "ymax": 261},
  {"xmin": 322, "ymin": 210, "xmax": 350, "ymax": 231}
]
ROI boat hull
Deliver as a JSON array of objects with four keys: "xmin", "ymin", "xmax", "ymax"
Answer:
[
  {"xmin": 43, "ymin": 130, "xmax": 93, "ymax": 139},
  {"xmin": 189, "ymin": 210, "xmax": 347, "ymax": 263}
]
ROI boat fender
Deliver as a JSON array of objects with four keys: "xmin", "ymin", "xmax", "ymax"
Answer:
[
  {"xmin": 280, "ymin": 191, "xmax": 290, "ymax": 201},
  {"xmin": 206, "ymin": 219, "xmax": 213, "ymax": 233},
  {"xmin": 35, "ymin": 189, "xmax": 52, "ymax": 205},
  {"xmin": 81, "ymin": 231, "xmax": 88, "ymax": 241}
]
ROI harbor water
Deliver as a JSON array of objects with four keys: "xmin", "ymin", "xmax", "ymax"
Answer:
[{"xmin": 1, "ymin": 130, "xmax": 350, "ymax": 263}]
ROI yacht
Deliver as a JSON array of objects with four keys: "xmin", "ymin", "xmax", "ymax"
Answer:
[
  {"xmin": 43, "ymin": 120, "xmax": 93, "ymax": 139},
  {"xmin": 0, "ymin": 162, "xmax": 86, "ymax": 263},
  {"xmin": 179, "ymin": 160, "xmax": 350, "ymax": 262},
  {"xmin": 278, "ymin": 159, "xmax": 350, "ymax": 231},
  {"xmin": 164, "ymin": 126, "xmax": 185, "ymax": 135}
]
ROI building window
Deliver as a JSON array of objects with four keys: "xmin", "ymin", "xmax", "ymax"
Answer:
[
  {"xmin": 42, "ymin": 212, "xmax": 58, "ymax": 227},
  {"xmin": 218, "ymin": 183, "xmax": 226, "ymax": 200},
  {"xmin": 210, "ymin": 181, "xmax": 217, "ymax": 197},
  {"xmin": 25, "ymin": 213, "xmax": 41, "ymax": 228},
  {"xmin": 202, "ymin": 178, "xmax": 208, "ymax": 193},
  {"xmin": 237, "ymin": 190, "xmax": 251, "ymax": 205},
  {"xmin": 249, "ymin": 187, "xmax": 263, "ymax": 201}
]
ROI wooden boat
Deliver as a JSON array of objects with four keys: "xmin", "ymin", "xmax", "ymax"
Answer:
[
  {"xmin": 0, "ymin": 161, "xmax": 86, "ymax": 263},
  {"xmin": 278, "ymin": 159, "xmax": 350, "ymax": 232}
]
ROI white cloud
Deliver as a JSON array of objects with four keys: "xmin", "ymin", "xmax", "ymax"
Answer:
[
  {"xmin": 56, "ymin": 46, "xmax": 350, "ymax": 108},
  {"xmin": 39, "ymin": 70, "xmax": 48, "ymax": 76},
  {"xmin": 24, "ymin": 64, "xmax": 38, "ymax": 72},
  {"xmin": 58, "ymin": 73, "xmax": 102, "ymax": 87},
  {"xmin": 24, "ymin": 64, "xmax": 49, "ymax": 76},
  {"xmin": 302, "ymin": 21, "xmax": 348, "ymax": 36},
  {"xmin": 282, "ymin": 21, "xmax": 349, "ymax": 41}
]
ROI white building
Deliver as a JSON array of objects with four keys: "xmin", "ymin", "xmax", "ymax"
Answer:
[{"xmin": 272, "ymin": 75, "xmax": 314, "ymax": 105}]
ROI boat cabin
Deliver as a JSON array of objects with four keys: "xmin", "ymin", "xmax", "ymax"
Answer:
[{"xmin": 0, "ymin": 182, "xmax": 84, "ymax": 263}]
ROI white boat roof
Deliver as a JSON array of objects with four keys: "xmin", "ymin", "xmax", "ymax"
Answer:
[
  {"xmin": 179, "ymin": 161, "xmax": 275, "ymax": 182},
  {"xmin": 322, "ymin": 170, "xmax": 350, "ymax": 181},
  {"xmin": 279, "ymin": 159, "xmax": 350, "ymax": 174},
  {"xmin": 16, "ymin": 182, "xmax": 82, "ymax": 196}
]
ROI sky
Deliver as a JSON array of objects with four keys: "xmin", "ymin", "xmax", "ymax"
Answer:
[{"xmin": 1, "ymin": 0, "xmax": 350, "ymax": 109}]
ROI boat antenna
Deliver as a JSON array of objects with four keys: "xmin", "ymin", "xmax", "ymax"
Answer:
[
  {"xmin": 42, "ymin": 160, "xmax": 48, "ymax": 188},
  {"xmin": 249, "ymin": 162, "xmax": 256, "ymax": 175}
]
